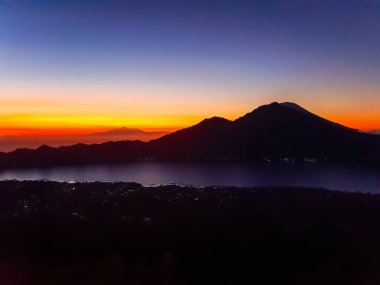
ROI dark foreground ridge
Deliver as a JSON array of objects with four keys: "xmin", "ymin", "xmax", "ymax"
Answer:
[
  {"xmin": 1, "ymin": 180, "xmax": 380, "ymax": 284},
  {"xmin": 1, "ymin": 102, "xmax": 380, "ymax": 168}
]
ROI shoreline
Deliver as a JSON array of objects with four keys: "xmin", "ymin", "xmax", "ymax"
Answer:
[{"xmin": 0, "ymin": 178, "xmax": 370, "ymax": 193}]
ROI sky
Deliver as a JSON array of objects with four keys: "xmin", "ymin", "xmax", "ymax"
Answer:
[{"xmin": 1, "ymin": 0, "xmax": 380, "ymax": 146}]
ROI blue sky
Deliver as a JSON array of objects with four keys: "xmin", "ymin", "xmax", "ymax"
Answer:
[{"xmin": 1, "ymin": 0, "xmax": 380, "ymax": 131}]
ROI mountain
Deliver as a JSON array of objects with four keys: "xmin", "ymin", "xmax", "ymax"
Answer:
[
  {"xmin": 0, "ymin": 141, "xmax": 147, "ymax": 168},
  {"xmin": 0, "ymin": 127, "xmax": 169, "ymax": 152},
  {"xmin": 280, "ymin": 102, "xmax": 357, "ymax": 131},
  {"xmin": 88, "ymin": 127, "xmax": 168, "ymax": 138},
  {"xmin": 149, "ymin": 102, "xmax": 380, "ymax": 161},
  {"xmin": 0, "ymin": 102, "xmax": 379, "ymax": 168}
]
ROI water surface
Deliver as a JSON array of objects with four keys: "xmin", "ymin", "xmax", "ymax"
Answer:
[{"xmin": 0, "ymin": 162, "xmax": 379, "ymax": 193}]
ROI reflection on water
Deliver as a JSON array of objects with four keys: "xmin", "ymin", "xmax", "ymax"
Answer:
[{"xmin": 0, "ymin": 162, "xmax": 379, "ymax": 193}]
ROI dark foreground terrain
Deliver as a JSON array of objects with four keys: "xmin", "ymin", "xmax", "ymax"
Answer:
[{"xmin": 1, "ymin": 181, "xmax": 380, "ymax": 284}]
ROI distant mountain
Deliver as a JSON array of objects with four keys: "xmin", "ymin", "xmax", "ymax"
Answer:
[
  {"xmin": 0, "ymin": 127, "xmax": 168, "ymax": 152},
  {"xmin": 0, "ymin": 102, "xmax": 379, "ymax": 168},
  {"xmin": 88, "ymin": 127, "xmax": 168, "ymax": 138}
]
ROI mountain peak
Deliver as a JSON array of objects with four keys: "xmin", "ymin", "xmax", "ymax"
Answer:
[
  {"xmin": 251, "ymin": 101, "xmax": 284, "ymax": 112},
  {"xmin": 234, "ymin": 102, "xmax": 285, "ymax": 123},
  {"xmin": 256, "ymin": 101, "xmax": 281, "ymax": 109},
  {"xmin": 1, "ymin": 101, "xmax": 379, "ymax": 167},
  {"xmin": 280, "ymin": 102, "xmax": 357, "ymax": 131},
  {"xmin": 280, "ymin": 102, "xmax": 314, "ymax": 116},
  {"xmin": 37, "ymin": 144, "xmax": 53, "ymax": 151},
  {"xmin": 89, "ymin": 127, "xmax": 144, "ymax": 136},
  {"xmin": 233, "ymin": 101, "xmax": 359, "ymax": 135},
  {"xmin": 280, "ymin": 101, "xmax": 302, "ymax": 108},
  {"xmin": 199, "ymin": 116, "xmax": 230, "ymax": 124}
]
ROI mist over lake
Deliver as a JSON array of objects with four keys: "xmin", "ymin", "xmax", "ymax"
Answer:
[{"xmin": 1, "ymin": 162, "xmax": 379, "ymax": 193}]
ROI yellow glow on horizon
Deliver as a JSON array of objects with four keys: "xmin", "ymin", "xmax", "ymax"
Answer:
[
  {"xmin": 1, "ymin": 109, "xmax": 379, "ymax": 137},
  {"xmin": 2, "ymin": 87, "xmax": 380, "ymax": 136},
  {"xmin": 0, "ymin": 113, "xmax": 203, "ymax": 136}
]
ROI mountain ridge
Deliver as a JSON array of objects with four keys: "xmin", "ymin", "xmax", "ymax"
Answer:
[
  {"xmin": 0, "ymin": 102, "xmax": 379, "ymax": 168},
  {"xmin": 88, "ymin": 127, "xmax": 169, "ymax": 137}
]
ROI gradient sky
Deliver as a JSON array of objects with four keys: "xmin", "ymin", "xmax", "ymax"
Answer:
[{"xmin": 1, "ymin": 0, "xmax": 380, "ymax": 137}]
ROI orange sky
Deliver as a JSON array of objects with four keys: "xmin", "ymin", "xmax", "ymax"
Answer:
[
  {"xmin": 1, "ymin": 102, "xmax": 379, "ymax": 137},
  {"xmin": 2, "ymin": 0, "xmax": 380, "ymax": 141},
  {"xmin": 1, "ymin": 86, "xmax": 380, "ymax": 137}
]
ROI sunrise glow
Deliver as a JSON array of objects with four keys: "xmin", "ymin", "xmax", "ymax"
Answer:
[{"xmin": 1, "ymin": 0, "xmax": 380, "ymax": 148}]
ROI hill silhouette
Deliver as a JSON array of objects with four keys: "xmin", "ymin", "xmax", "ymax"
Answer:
[
  {"xmin": 150, "ymin": 102, "xmax": 380, "ymax": 161},
  {"xmin": 88, "ymin": 127, "xmax": 168, "ymax": 138},
  {"xmin": 0, "ymin": 102, "xmax": 379, "ymax": 168},
  {"xmin": 0, "ymin": 127, "xmax": 169, "ymax": 152}
]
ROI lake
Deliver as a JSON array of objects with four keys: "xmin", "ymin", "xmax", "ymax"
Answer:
[{"xmin": 0, "ymin": 162, "xmax": 379, "ymax": 193}]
